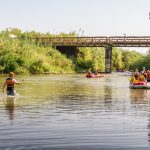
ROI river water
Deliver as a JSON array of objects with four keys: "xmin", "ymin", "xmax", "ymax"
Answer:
[{"xmin": 0, "ymin": 73, "xmax": 150, "ymax": 150}]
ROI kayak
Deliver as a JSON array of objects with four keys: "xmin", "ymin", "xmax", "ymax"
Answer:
[
  {"xmin": 86, "ymin": 74, "xmax": 104, "ymax": 78},
  {"xmin": 129, "ymin": 83, "xmax": 150, "ymax": 89}
]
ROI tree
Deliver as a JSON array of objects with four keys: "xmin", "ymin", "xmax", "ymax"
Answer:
[{"xmin": 112, "ymin": 48, "xmax": 123, "ymax": 70}]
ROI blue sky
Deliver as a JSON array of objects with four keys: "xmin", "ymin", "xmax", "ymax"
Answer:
[{"xmin": 0, "ymin": 0, "xmax": 150, "ymax": 53}]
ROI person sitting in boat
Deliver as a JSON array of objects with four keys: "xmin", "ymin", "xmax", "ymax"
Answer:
[
  {"xmin": 147, "ymin": 70, "xmax": 150, "ymax": 82},
  {"xmin": 132, "ymin": 74, "xmax": 140, "ymax": 84},
  {"xmin": 143, "ymin": 70, "xmax": 147, "ymax": 79},
  {"xmin": 3, "ymin": 72, "xmax": 23, "ymax": 96},
  {"xmin": 130, "ymin": 73, "xmax": 135, "ymax": 84},
  {"xmin": 134, "ymin": 68, "xmax": 139, "ymax": 76},
  {"xmin": 139, "ymin": 72, "xmax": 146, "ymax": 82},
  {"xmin": 95, "ymin": 69, "xmax": 104, "ymax": 77},
  {"xmin": 141, "ymin": 66, "xmax": 146, "ymax": 74},
  {"xmin": 87, "ymin": 67, "xmax": 92, "ymax": 76},
  {"xmin": 94, "ymin": 69, "xmax": 99, "ymax": 75}
]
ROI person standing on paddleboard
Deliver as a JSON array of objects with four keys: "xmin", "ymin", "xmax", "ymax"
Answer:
[{"xmin": 2, "ymin": 72, "xmax": 23, "ymax": 96}]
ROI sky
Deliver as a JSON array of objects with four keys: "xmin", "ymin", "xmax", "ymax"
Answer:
[{"xmin": 0, "ymin": 0, "xmax": 150, "ymax": 53}]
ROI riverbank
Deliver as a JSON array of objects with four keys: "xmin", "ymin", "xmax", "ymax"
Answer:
[{"xmin": 0, "ymin": 28, "xmax": 146, "ymax": 74}]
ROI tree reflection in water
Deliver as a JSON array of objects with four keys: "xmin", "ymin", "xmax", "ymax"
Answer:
[
  {"xmin": 130, "ymin": 89, "xmax": 149, "ymax": 104},
  {"xmin": 104, "ymin": 85, "xmax": 112, "ymax": 104}
]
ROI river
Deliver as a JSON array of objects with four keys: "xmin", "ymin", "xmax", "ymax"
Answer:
[{"xmin": 0, "ymin": 73, "xmax": 150, "ymax": 149}]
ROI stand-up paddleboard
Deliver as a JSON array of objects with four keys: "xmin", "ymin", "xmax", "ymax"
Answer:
[
  {"xmin": 4, "ymin": 92, "xmax": 18, "ymax": 98},
  {"xmin": 3, "ymin": 93, "xmax": 18, "ymax": 105},
  {"xmin": 5, "ymin": 95, "xmax": 16, "ymax": 100}
]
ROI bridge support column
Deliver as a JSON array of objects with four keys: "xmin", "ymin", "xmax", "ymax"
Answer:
[{"xmin": 105, "ymin": 46, "xmax": 112, "ymax": 73}]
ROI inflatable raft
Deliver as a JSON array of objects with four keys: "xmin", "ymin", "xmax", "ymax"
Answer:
[
  {"xmin": 86, "ymin": 74, "xmax": 104, "ymax": 78},
  {"xmin": 129, "ymin": 82, "xmax": 150, "ymax": 89}
]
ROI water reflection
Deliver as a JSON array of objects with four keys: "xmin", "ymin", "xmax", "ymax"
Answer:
[
  {"xmin": 130, "ymin": 89, "xmax": 150, "ymax": 145},
  {"xmin": 3, "ymin": 97, "xmax": 16, "ymax": 120},
  {"xmin": 130, "ymin": 89, "xmax": 149, "ymax": 104},
  {"xmin": 148, "ymin": 118, "xmax": 150, "ymax": 142},
  {"xmin": 104, "ymin": 85, "xmax": 112, "ymax": 103},
  {"xmin": 1, "ymin": 74, "xmax": 150, "ymax": 149}
]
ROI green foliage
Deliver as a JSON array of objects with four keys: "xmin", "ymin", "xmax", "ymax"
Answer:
[
  {"xmin": 129, "ymin": 53, "xmax": 150, "ymax": 71},
  {"xmin": 122, "ymin": 50, "xmax": 143, "ymax": 70},
  {"xmin": 76, "ymin": 47, "xmax": 105, "ymax": 72},
  {"xmin": 77, "ymin": 47, "xmax": 144, "ymax": 72},
  {"xmin": 77, "ymin": 47, "xmax": 94, "ymax": 69},
  {"xmin": 112, "ymin": 48, "xmax": 123, "ymax": 70},
  {"xmin": 0, "ymin": 28, "xmax": 74, "ymax": 74},
  {"xmin": 0, "ymin": 28, "xmax": 147, "ymax": 74},
  {"xmin": 111, "ymin": 48, "xmax": 144, "ymax": 71},
  {"xmin": 0, "ymin": 49, "xmax": 18, "ymax": 72}
]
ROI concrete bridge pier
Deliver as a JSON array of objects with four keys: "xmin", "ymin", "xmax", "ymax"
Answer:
[{"xmin": 105, "ymin": 46, "xmax": 112, "ymax": 73}]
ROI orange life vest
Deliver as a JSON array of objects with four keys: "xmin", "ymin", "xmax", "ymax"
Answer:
[{"xmin": 6, "ymin": 78, "xmax": 14, "ymax": 88}]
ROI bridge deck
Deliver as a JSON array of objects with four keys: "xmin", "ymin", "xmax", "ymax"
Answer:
[{"xmin": 35, "ymin": 36, "xmax": 150, "ymax": 47}]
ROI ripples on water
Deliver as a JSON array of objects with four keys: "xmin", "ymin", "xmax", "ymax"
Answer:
[{"xmin": 0, "ymin": 73, "xmax": 150, "ymax": 149}]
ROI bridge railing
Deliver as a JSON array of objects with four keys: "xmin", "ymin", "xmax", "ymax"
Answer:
[
  {"xmin": 49, "ymin": 37, "xmax": 108, "ymax": 47},
  {"xmin": 110, "ymin": 36, "xmax": 150, "ymax": 47},
  {"xmin": 32, "ymin": 36, "xmax": 150, "ymax": 47}
]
